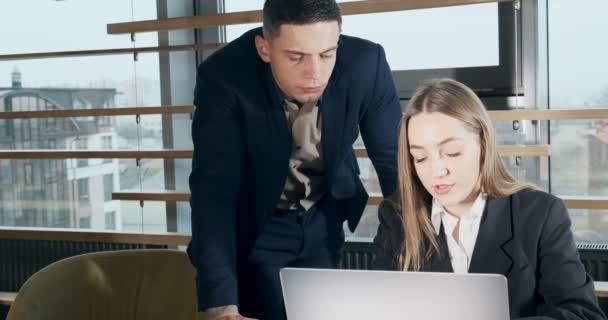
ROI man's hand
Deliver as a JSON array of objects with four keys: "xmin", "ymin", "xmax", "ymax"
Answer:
[
  {"xmin": 216, "ymin": 314, "xmax": 257, "ymax": 320},
  {"xmin": 204, "ymin": 305, "xmax": 258, "ymax": 320}
]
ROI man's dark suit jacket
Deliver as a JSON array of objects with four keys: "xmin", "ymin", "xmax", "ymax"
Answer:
[
  {"xmin": 188, "ymin": 27, "xmax": 402, "ymax": 310},
  {"xmin": 373, "ymin": 189, "xmax": 606, "ymax": 320}
]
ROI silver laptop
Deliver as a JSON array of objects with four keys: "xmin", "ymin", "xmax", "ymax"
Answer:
[{"xmin": 280, "ymin": 268, "xmax": 509, "ymax": 320}]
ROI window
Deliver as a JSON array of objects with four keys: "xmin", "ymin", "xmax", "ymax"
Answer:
[
  {"xmin": 21, "ymin": 119, "xmax": 32, "ymax": 140},
  {"xmin": 219, "ymin": 0, "xmax": 516, "ymax": 240},
  {"xmin": 98, "ymin": 116, "xmax": 112, "ymax": 126},
  {"xmin": 103, "ymin": 174, "xmax": 114, "ymax": 202},
  {"xmin": 77, "ymin": 178, "xmax": 89, "ymax": 201},
  {"xmin": 105, "ymin": 211, "xmax": 116, "ymax": 230},
  {"xmin": 102, "ymin": 136, "xmax": 113, "ymax": 149},
  {"xmin": 17, "ymin": 209, "xmax": 37, "ymax": 227},
  {"xmin": 0, "ymin": 99, "xmax": 6, "ymax": 138},
  {"xmin": 1, "ymin": 2, "xmax": 159, "ymax": 54},
  {"xmin": 79, "ymin": 216, "xmax": 91, "ymax": 229},
  {"xmin": 102, "ymin": 136, "xmax": 113, "ymax": 163},
  {"xmin": 0, "ymin": 119, "xmax": 6, "ymax": 138},
  {"xmin": 548, "ymin": 0, "xmax": 608, "ymax": 244},
  {"xmin": 75, "ymin": 138, "xmax": 88, "ymax": 167},
  {"xmin": 224, "ymin": 0, "xmax": 514, "ymax": 99},
  {"xmin": 46, "ymin": 108, "xmax": 57, "ymax": 131},
  {"xmin": 0, "ymin": 0, "xmax": 164, "ymax": 233},
  {"xmin": 55, "ymin": 210, "xmax": 70, "ymax": 228},
  {"xmin": 75, "ymin": 138, "xmax": 86, "ymax": 148},
  {"xmin": 548, "ymin": 0, "xmax": 608, "ymax": 109},
  {"xmin": 0, "ymin": 198, "xmax": 10, "ymax": 226},
  {"xmin": 46, "ymin": 209, "xmax": 70, "ymax": 228},
  {"xmin": 1, "ymin": 99, "xmax": 14, "ymax": 138},
  {"xmin": 0, "ymin": 160, "xmax": 11, "ymax": 185},
  {"xmin": 46, "ymin": 160, "xmax": 57, "ymax": 183},
  {"xmin": 24, "ymin": 162, "xmax": 33, "ymax": 185},
  {"xmin": 62, "ymin": 118, "xmax": 70, "ymax": 132}
]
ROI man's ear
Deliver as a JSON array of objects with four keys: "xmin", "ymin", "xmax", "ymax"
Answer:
[{"xmin": 255, "ymin": 35, "xmax": 271, "ymax": 63}]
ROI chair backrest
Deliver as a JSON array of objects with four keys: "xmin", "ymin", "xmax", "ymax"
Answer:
[{"xmin": 7, "ymin": 249, "xmax": 202, "ymax": 320}]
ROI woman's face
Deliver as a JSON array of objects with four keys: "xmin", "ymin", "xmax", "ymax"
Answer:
[{"xmin": 407, "ymin": 112, "xmax": 482, "ymax": 215}]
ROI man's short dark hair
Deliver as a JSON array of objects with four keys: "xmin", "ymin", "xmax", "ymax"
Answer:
[{"xmin": 263, "ymin": 0, "xmax": 342, "ymax": 39}]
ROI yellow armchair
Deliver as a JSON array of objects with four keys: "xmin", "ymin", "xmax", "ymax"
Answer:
[{"xmin": 7, "ymin": 249, "xmax": 203, "ymax": 320}]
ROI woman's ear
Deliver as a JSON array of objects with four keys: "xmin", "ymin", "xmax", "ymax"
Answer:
[{"xmin": 255, "ymin": 35, "xmax": 271, "ymax": 63}]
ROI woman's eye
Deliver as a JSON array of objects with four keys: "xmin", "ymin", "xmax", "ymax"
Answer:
[
  {"xmin": 446, "ymin": 152, "xmax": 461, "ymax": 158},
  {"xmin": 414, "ymin": 157, "xmax": 427, "ymax": 163}
]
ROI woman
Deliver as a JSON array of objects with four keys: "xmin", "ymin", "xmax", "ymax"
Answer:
[{"xmin": 373, "ymin": 79, "xmax": 606, "ymax": 319}]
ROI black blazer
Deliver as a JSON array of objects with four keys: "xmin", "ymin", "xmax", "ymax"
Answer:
[
  {"xmin": 373, "ymin": 189, "xmax": 606, "ymax": 319},
  {"xmin": 188, "ymin": 28, "xmax": 402, "ymax": 310}
]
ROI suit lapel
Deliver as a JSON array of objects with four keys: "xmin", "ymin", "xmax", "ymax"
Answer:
[
  {"xmin": 468, "ymin": 195, "xmax": 515, "ymax": 276},
  {"xmin": 262, "ymin": 62, "xmax": 291, "ymax": 158},
  {"xmin": 319, "ymin": 80, "xmax": 347, "ymax": 185},
  {"xmin": 253, "ymin": 64, "xmax": 290, "ymax": 222},
  {"xmin": 422, "ymin": 223, "xmax": 454, "ymax": 273}
]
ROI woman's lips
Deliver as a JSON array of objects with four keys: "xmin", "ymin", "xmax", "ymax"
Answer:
[{"xmin": 433, "ymin": 184, "xmax": 454, "ymax": 195}]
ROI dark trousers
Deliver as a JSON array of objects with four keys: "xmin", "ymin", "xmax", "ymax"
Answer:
[{"xmin": 239, "ymin": 203, "xmax": 344, "ymax": 320}]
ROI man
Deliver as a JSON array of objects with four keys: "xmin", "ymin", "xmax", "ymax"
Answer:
[{"xmin": 188, "ymin": 0, "xmax": 401, "ymax": 319}]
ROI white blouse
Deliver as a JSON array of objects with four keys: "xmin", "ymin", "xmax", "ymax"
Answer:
[{"xmin": 430, "ymin": 193, "xmax": 487, "ymax": 274}]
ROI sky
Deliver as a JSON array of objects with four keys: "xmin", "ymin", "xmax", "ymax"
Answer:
[
  {"xmin": 547, "ymin": 0, "xmax": 608, "ymax": 107},
  {"xmin": 0, "ymin": 0, "xmax": 606, "ymax": 108},
  {"xmin": 0, "ymin": 0, "xmax": 159, "ymax": 90}
]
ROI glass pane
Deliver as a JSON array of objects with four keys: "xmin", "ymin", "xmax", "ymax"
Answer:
[
  {"xmin": 356, "ymin": 158, "xmax": 381, "ymax": 196},
  {"xmin": 223, "ymin": 0, "xmax": 262, "ymax": 41},
  {"xmin": 119, "ymin": 158, "xmax": 167, "ymax": 233},
  {"xmin": 493, "ymin": 120, "xmax": 549, "ymax": 190},
  {"xmin": 0, "ymin": 0, "xmax": 158, "ymax": 54},
  {"xmin": 0, "ymin": 115, "xmax": 162, "ymax": 152},
  {"xmin": 224, "ymin": 0, "xmax": 499, "ymax": 70},
  {"xmin": 0, "ymin": 159, "xmax": 119, "ymax": 229},
  {"xmin": 0, "ymin": 157, "xmax": 167, "ymax": 231},
  {"xmin": 136, "ymin": 115, "xmax": 164, "ymax": 149},
  {"xmin": 0, "ymin": 55, "xmax": 160, "ymax": 108},
  {"xmin": 0, "ymin": 2, "xmax": 164, "ymax": 233},
  {"xmin": 502, "ymin": 156, "xmax": 548, "ymax": 191},
  {"xmin": 548, "ymin": 1, "xmax": 608, "ymax": 246},
  {"xmin": 121, "ymin": 201, "xmax": 167, "ymax": 233},
  {"xmin": 550, "ymin": 120, "xmax": 608, "ymax": 197},
  {"xmin": 548, "ymin": 0, "xmax": 608, "ymax": 108},
  {"xmin": 570, "ymin": 209, "xmax": 608, "ymax": 244},
  {"xmin": 345, "ymin": 205, "xmax": 379, "ymax": 241}
]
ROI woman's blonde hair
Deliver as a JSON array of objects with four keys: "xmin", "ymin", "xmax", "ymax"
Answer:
[{"xmin": 396, "ymin": 78, "xmax": 537, "ymax": 271}]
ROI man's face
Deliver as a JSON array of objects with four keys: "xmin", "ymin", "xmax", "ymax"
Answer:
[{"xmin": 256, "ymin": 21, "xmax": 340, "ymax": 104}]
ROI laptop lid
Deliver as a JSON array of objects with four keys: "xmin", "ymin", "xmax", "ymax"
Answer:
[{"xmin": 280, "ymin": 268, "xmax": 509, "ymax": 320}]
